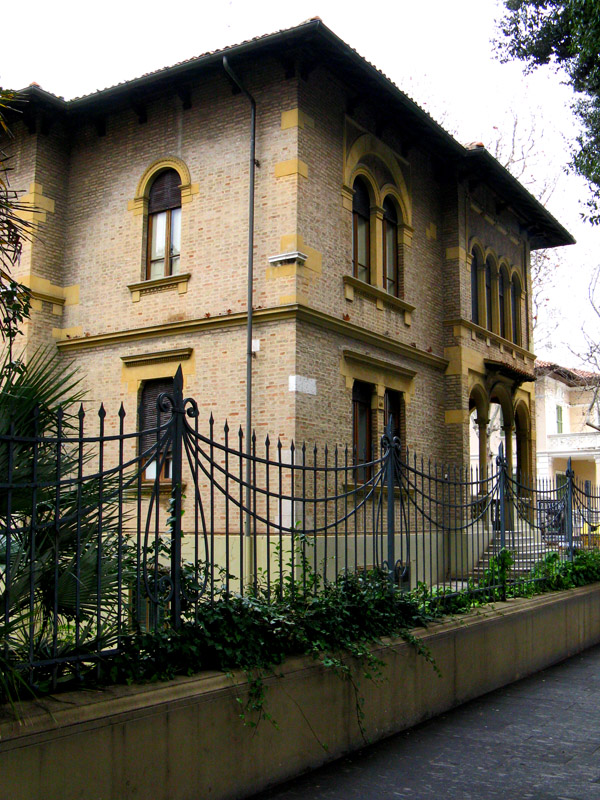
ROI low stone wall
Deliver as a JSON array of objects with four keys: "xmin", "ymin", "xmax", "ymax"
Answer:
[{"xmin": 3, "ymin": 584, "xmax": 600, "ymax": 800}]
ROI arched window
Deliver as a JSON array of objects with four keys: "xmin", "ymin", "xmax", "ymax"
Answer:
[
  {"xmin": 485, "ymin": 258, "xmax": 493, "ymax": 331},
  {"xmin": 511, "ymin": 275, "xmax": 522, "ymax": 345},
  {"xmin": 352, "ymin": 179, "xmax": 371, "ymax": 284},
  {"xmin": 382, "ymin": 197, "xmax": 398, "ymax": 296},
  {"xmin": 147, "ymin": 169, "xmax": 181, "ymax": 280},
  {"xmin": 498, "ymin": 267, "xmax": 508, "ymax": 339},
  {"xmin": 471, "ymin": 251, "xmax": 480, "ymax": 325}
]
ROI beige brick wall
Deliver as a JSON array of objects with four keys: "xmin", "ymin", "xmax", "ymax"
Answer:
[{"xmin": 3, "ymin": 52, "xmax": 540, "ymax": 471}]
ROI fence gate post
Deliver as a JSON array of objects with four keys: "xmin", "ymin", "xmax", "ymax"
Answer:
[
  {"xmin": 384, "ymin": 417, "xmax": 396, "ymax": 590},
  {"xmin": 169, "ymin": 366, "xmax": 185, "ymax": 628},
  {"xmin": 497, "ymin": 442, "xmax": 507, "ymax": 600},
  {"xmin": 566, "ymin": 457, "xmax": 574, "ymax": 562},
  {"xmin": 497, "ymin": 442, "xmax": 507, "ymax": 553}
]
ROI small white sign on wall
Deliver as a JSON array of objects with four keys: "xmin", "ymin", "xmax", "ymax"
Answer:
[{"xmin": 288, "ymin": 375, "xmax": 317, "ymax": 395}]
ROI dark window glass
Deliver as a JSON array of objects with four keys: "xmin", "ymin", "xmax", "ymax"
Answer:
[
  {"xmin": 353, "ymin": 381, "xmax": 372, "ymax": 481},
  {"xmin": 352, "ymin": 179, "xmax": 370, "ymax": 284},
  {"xmin": 147, "ymin": 170, "xmax": 182, "ymax": 280},
  {"xmin": 511, "ymin": 275, "xmax": 521, "ymax": 345},
  {"xmin": 383, "ymin": 197, "xmax": 398, "ymax": 296},
  {"xmin": 384, "ymin": 389, "xmax": 403, "ymax": 446},
  {"xmin": 499, "ymin": 268, "xmax": 507, "ymax": 339},
  {"xmin": 485, "ymin": 259, "xmax": 493, "ymax": 331},
  {"xmin": 471, "ymin": 252, "xmax": 479, "ymax": 325}
]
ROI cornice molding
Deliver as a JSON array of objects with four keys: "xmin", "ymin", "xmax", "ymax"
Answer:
[
  {"xmin": 57, "ymin": 303, "xmax": 448, "ymax": 369},
  {"xmin": 443, "ymin": 317, "xmax": 535, "ymax": 362}
]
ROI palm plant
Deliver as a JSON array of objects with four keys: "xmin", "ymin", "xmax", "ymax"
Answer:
[{"xmin": 0, "ymin": 348, "xmax": 133, "ymax": 696}]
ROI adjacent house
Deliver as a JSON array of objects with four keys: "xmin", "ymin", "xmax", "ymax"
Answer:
[
  {"xmin": 535, "ymin": 361, "xmax": 600, "ymax": 486},
  {"xmin": 4, "ymin": 18, "xmax": 574, "ymax": 475}
]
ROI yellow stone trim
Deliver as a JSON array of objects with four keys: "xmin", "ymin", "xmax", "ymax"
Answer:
[
  {"xmin": 129, "ymin": 157, "xmax": 195, "ymax": 216},
  {"xmin": 52, "ymin": 325, "xmax": 83, "ymax": 340},
  {"xmin": 56, "ymin": 304, "xmax": 448, "ymax": 371},
  {"xmin": 341, "ymin": 184, "xmax": 354, "ymax": 211},
  {"xmin": 19, "ymin": 183, "xmax": 55, "ymax": 224},
  {"xmin": 267, "ymin": 263, "xmax": 296, "ymax": 280},
  {"xmin": 426, "ymin": 222, "xmax": 437, "ymax": 241},
  {"xmin": 121, "ymin": 347, "xmax": 193, "ymax": 367},
  {"xmin": 127, "ymin": 273, "xmax": 191, "ymax": 302},
  {"xmin": 344, "ymin": 131, "xmax": 412, "ymax": 228},
  {"xmin": 444, "ymin": 344, "xmax": 486, "ymax": 377},
  {"xmin": 278, "ymin": 235, "xmax": 321, "ymax": 274},
  {"xmin": 340, "ymin": 349, "xmax": 416, "ymax": 399},
  {"xmin": 19, "ymin": 274, "xmax": 79, "ymax": 314},
  {"xmin": 281, "ymin": 109, "xmax": 314, "ymax": 130},
  {"xmin": 445, "ymin": 246, "xmax": 466, "ymax": 262},
  {"xmin": 445, "ymin": 410, "xmax": 470, "ymax": 424},
  {"xmin": 278, "ymin": 292, "xmax": 309, "ymax": 306},
  {"xmin": 400, "ymin": 224, "xmax": 414, "ymax": 247},
  {"xmin": 121, "ymin": 349, "xmax": 195, "ymax": 394},
  {"xmin": 274, "ymin": 159, "xmax": 308, "ymax": 179}
]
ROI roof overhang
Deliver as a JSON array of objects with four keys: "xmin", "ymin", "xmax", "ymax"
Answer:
[
  {"xmin": 7, "ymin": 19, "xmax": 574, "ymax": 251},
  {"xmin": 485, "ymin": 359, "xmax": 536, "ymax": 386},
  {"xmin": 462, "ymin": 147, "xmax": 575, "ymax": 249}
]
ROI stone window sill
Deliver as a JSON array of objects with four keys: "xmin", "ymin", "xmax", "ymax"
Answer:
[
  {"xmin": 128, "ymin": 273, "xmax": 191, "ymax": 302},
  {"xmin": 343, "ymin": 276, "xmax": 415, "ymax": 326}
]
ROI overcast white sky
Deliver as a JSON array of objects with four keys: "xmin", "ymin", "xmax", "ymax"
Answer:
[{"xmin": 3, "ymin": 0, "xmax": 597, "ymax": 365}]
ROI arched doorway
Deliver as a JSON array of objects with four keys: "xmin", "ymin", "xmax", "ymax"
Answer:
[
  {"xmin": 469, "ymin": 385, "xmax": 489, "ymax": 483},
  {"xmin": 514, "ymin": 402, "xmax": 532, "ymax": 483}
]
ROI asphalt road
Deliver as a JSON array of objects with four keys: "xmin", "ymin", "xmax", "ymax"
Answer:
[{"xmin": 249, "ymin": 644, "xmax": 600, "ymax": 800}]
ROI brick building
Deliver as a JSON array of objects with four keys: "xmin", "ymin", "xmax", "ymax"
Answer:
[{"xmin": 5, "ymin": 19, "xmax": 573, "ymax": 475}]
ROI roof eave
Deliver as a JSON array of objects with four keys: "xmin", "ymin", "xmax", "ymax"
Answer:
[{"xmin": 463, "ymin": 148, "xmax": 575, "ymax": 250}]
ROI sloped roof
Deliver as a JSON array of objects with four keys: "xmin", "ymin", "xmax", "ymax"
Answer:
[
  {"xmin": 13, "ymin": 18, "xmax": 574, "ymax": 250},
  {"xmin": 535, "ymin": 360, "xmax": 600, "ymax": 386}
]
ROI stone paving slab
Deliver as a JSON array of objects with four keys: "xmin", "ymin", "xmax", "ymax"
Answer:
[{"xmin": 249, "ymin": 645, "xmax": 600, "ymax": 800}]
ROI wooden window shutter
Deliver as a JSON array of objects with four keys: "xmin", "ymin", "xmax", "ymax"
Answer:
[
  {"xmin": 140, "ymin": 378, "xmax": 174, "ymax": 453},
  {"xmin": 148, "ymin": 170, "xmax": 181, "ymax": 213}
]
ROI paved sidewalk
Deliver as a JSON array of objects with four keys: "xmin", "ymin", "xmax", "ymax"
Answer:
[{"xmin": 250, "ymin": 645, "xmax": 600, "ymax": 800}]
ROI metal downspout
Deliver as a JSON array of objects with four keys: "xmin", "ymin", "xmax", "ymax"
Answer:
[{"xmin": 222, "ymin": 56, "xmax": 256, "ymax": 591}]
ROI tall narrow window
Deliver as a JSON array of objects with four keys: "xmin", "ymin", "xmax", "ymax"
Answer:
[
  {"xmin": 352, "ymin": 179, "xmax": 371, "ymax": 284},
  {"xmin": 485, "ymin": 259, "xmax": 493, "ymax": 331},
  {"xmin": 382, "ymin": 197, "xmax": 398, "ymax": 296},
  {"xmin": 384, "ymin": 389, "xmax": 403, "ymax": 446},
  {"xmin": 511, "ymin": 275, "xmax": 521, "ymax": 345},
  {"xmin": 147, "ymin": 170, "xmax": 181, "ymax": 280},
  {"xmin": 353, "ymin": 381, "xmax": 373, "ymax": 481},
  {"xmin": 556, "ymin": 404, "xmax": 563, "ymax": 434},
  {"xmin": 499, "ymin": 267, "xmax": 507, "ymax": 339},
  {"xmin": 471, "ymin": 251, "xmax": 480, "ymax": 325},
  {"xmin": 140, "ymin": 378, "xmax": 173, "ymax": 481}
]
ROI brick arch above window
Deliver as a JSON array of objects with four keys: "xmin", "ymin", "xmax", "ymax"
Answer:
[
  {"xmin": 344, "ymin": 133, "xmax": 412, "ymax": 229},
  {"xmin": 128, "ymin": 156, "xmax": 198, "ymax": 216}
]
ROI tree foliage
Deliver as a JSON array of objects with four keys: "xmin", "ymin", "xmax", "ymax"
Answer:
[
  {"xmin": 0, "ymin": 87, "xmax": 32, "ymax": 373},
  {"xmin": 497, "ymin": 0, "xmax": 600, "ymax": 222}
]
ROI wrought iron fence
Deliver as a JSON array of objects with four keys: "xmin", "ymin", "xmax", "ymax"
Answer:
[{"xmin": 1, "ymin": 366, "xmax": 599, "ymax": 683}]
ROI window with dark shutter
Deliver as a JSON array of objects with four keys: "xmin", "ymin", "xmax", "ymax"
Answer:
[
  {"xmin": 353, "ymin": 380, "xmax": 373, "ymax": 481},
  {"xmin": 140, "ymin": 378, "xmax": 174, "ymax": 481},
  {"xmin": 148, "ymin": 170, "xmax": 181, "ymax": 213},
  {"xmin": 146, "ymin": 169, "xmax": 182, "ymax": 280}
]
